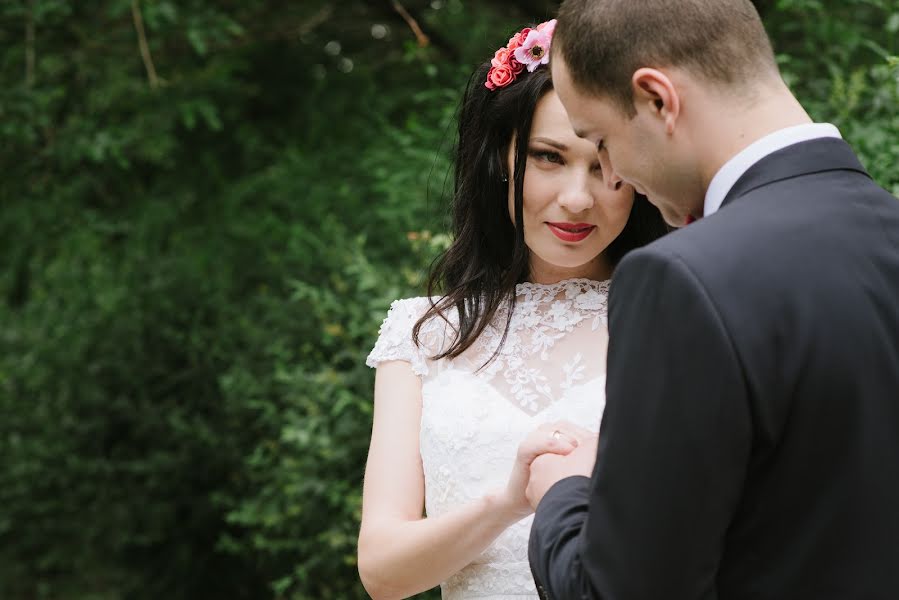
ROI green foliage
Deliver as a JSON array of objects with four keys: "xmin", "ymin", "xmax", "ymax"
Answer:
[
  {"xmin": 0, "ymin": 1, "xmax": 896, "ymax": 599},
  {"xmin": 768, "ymin": 0, "xmax": 899, "ymax": 194}
]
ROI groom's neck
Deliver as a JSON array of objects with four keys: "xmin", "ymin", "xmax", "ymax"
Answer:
[{"xmin": 692, "ymin": 77, "xmax": 813, "ymax": 192}]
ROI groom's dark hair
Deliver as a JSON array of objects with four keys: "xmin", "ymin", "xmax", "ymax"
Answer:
[{"xmin": 554, "ymin": 0, "xmax": 779, "ymax": 116}]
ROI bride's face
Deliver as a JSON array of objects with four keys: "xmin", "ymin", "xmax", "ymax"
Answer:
[{"xmin": 508, "ymin": 90, "xmax": 634, "ymax": 283}]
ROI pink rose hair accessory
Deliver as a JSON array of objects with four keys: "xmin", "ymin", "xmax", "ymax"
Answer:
[
  {"xmin": 485, "ymin": 19, "xmax": 557, "ymax": 91},
  {"xmin": 514, "ymin": 20, "xmax": 556, "ymax": 72}
]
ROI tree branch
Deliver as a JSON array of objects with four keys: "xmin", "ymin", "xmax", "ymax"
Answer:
[
  {"xmin": 131, "ymin": 0, "xmax": 159, "ymax": 88},
  {"xmin": 391, "ymin": 0, "xmax": 430, "ymax": 47},
  {"xmin": 297, "ymin": 5, "xmax": 334, "ymax": 38}
]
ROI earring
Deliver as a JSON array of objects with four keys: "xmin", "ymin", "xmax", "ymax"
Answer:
[{"xmin": 501, "ymin": 175, "xmax": 508, "ymax": 183}]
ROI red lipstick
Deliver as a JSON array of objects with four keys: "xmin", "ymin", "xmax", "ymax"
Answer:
[{"xmin": 546, "ymin": 222, "xmax": 596, "ymax": 243}]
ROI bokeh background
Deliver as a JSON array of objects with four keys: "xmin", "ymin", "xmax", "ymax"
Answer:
[{"xmin": 0, "ymin": 1, "xmax": 897, "ymax": 598}]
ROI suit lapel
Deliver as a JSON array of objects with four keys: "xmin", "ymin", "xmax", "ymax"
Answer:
[{"xmin": 721, "ymin": 137, "xmax": 872, "ymax": 209}]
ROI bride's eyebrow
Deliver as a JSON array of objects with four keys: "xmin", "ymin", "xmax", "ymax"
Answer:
[{"xmin": 530, "ymin": 137, "xmax": 568, "ymax": 151}]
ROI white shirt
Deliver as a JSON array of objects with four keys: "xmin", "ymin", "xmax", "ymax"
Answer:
[{"xmin": 703, "ymin": 123, "xmax": 842, "ymax": 217}]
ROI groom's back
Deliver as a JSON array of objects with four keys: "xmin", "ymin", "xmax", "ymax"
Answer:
[{"xmin": 664, "ymin": 138, "xmax": 899, "ymax": 597}]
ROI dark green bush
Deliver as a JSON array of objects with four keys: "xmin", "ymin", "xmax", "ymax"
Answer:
[{"xmin": 0, "ymin": 1, "xmax": 895, "ymax": 598}]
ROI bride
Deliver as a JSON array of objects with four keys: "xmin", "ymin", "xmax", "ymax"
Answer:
[{"xmin": 358, "ymin": 20, "xmax": 667, "ymax": 600}]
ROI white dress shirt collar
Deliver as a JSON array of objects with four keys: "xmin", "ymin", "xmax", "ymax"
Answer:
[{"xmin": 703, "ymin": 123, "xmax": 842, "ymax": 217}]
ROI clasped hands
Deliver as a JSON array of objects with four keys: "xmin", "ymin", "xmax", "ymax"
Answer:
[{"xmin": 497, "ymin": 421, "xmax": 598, "ymax": 519}]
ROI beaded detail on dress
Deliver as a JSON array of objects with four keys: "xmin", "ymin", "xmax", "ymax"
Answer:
[{"xmin": 367, "ymin": 278, "xmax": 610, "ymax": 600}]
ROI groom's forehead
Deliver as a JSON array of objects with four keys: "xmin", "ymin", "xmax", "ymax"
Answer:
[{"xmin": 568, "ymin": 93, "xmax": 619, "ymax": 129}]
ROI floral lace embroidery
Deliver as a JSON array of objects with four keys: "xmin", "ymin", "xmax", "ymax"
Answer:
[{"xmin": 366, "ymin": 279, "xmax": 610, "ymax": 600}]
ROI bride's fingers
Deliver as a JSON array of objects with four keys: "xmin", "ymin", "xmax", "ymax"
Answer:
[
  {"xmin": 518, "ymin": 430, "xmax": 576, "ymax": 464},
  {"xmin": 536, "ymin": 422, "xmax": 586, "ymax": 447},
  {"xmin": 547, "ymin": 428, "xmax": 579, "ymax": 447}
]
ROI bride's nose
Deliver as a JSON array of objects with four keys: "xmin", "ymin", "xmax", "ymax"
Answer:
[{"xmin": 557, "ymin": 173, "xmax": 595, "ymax": 213}]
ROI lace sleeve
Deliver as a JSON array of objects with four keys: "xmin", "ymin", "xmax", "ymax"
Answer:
[{"xmin": 366, "ymin": 297, "xmax": 431, "ymax": 377}]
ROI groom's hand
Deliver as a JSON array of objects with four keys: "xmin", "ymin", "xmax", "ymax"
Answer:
[{"xmin": 526, "ymin": 431, "xmax": 598, "ymax": 508}]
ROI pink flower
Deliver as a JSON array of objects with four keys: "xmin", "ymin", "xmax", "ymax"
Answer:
[
  {"xmin": 507, "ymin": 28, "xmax": 531, "ymax": 52},
  {"xmin": 491, "ymin": 47, "xmax": 512, "ymax": 68},
  {"xmin": 536, "ymin": 19, "xmax": 556, "ymax": 36},
  {"xmin": 493, "ymin": 47, "xmax": 523, "ymax": 74},
  {"xmin": 514, "ymin": 25, "xmax": 554, "ymax": 72},
  {"xmin": 483, "ymin": 20, "xmax": 555, "ymax": 91},
  {"xmin": 485, "ymin": 64, "xmax": 515, "ymax": 90}
]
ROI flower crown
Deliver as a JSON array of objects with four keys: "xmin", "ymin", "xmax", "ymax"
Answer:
[{"xmin": 485, "ymin": 19, "xmax": 557, "ymax": 91}]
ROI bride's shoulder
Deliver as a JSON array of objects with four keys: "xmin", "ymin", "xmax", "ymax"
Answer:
[
  {"xmin": 383, "ymin": 296, "xmax": 436, "ymax": 318},
  {"xmin": 375, "ymin": 296, "xmax": 448, "ymax": 334},
  {"xmin": 366, "ymin": 296, "xmax": 452, "ymax": 375}
]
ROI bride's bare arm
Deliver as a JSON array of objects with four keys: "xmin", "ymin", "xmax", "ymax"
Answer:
[{"xmin": 357, "ymin": 360, "xmax": 577, "ymax": 600}]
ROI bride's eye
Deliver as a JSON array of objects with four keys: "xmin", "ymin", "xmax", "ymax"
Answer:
[{"xmin": 530, "ymin": 149, "xmax": 563, "ymax": 164}]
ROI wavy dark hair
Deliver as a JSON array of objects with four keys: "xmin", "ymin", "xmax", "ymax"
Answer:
[{"xmin": 413, "ymin": 53, "xmax": 668, "ymax": 363}]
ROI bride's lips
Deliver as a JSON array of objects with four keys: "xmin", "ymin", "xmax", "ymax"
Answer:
[{"xmin": 546, "ymin": 222, "xmax": 596, "ymax": 243}]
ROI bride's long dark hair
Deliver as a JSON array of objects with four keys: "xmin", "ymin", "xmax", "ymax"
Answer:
[{"xmin": 413, "ymin": 56, "xmax": 668, "ymax": 362}]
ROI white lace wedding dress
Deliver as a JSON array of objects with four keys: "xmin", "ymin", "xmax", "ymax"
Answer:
[{"xmin": 366, "ymin": 278, "xmax": 610, "ymax": 600}]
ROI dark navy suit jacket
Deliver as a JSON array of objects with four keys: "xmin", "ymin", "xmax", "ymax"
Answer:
[{"xmin": 529, "ymin": 138, "xmax": 899, "ymax": 599}]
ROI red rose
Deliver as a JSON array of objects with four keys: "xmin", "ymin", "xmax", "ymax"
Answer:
[
  {"xmin": 507, "ymin": 27, "xmax": 531, "ymax": 52},
  {"xmin": 509, "ymin": 56, "xmax": 524, "ymax": 74},
  {"xmin": 485, "ymin": 64, "xmax": 515, "ymax": 90},
  {"xmin": 492, "ymin": 47, "xmax": 512, "ymax": 68}
]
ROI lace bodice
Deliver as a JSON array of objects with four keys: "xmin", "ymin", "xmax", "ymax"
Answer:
[{"xmin": 366, "ymin": 279, "xmax": 610, "ymax": 600}]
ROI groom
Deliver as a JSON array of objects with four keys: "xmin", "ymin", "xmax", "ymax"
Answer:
[{"xmin": 526, "ymin": 0, "xmax": 899, "ymax": 598}]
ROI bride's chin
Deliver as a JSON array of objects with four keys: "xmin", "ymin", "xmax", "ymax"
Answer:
[{"xmin": 548, "ymin": 254, "xmax": 604, "ymax": 271}]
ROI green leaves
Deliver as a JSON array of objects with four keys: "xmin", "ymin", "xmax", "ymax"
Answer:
[
  {"xmin": 768, "ymin": 0, "xmax": 899, "ymax": 192},
  {"xmin": 0, "ymin": 1, "xmax": 895, "ymax": 599}
]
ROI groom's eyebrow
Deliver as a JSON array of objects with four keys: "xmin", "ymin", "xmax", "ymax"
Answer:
[{"xmin": 531, "ymin": 137, "xmax": 568, "ymax": 150}]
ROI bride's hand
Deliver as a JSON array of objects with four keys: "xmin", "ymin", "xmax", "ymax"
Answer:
[{"xmin": 496, "ymin": 421, "xmax": 589, "ymax": 520}]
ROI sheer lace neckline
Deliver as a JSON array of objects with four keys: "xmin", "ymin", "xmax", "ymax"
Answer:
[
  {"xmin": 367, "ymin": 277, "xmax": 612, "ymax": 415},
  {"xmin": 514, "ymin": 278, "xmax": 611, "ymax": 303}
]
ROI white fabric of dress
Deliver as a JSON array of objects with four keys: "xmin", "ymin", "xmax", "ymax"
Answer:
[{"xmin": 366, "ymin": 278, "xmax": 611, "ymax": 600}]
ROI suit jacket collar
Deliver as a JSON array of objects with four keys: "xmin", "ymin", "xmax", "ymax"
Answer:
[{"xmin": 721, "ymin": 137, "xmax": 871, "ymax": 209}]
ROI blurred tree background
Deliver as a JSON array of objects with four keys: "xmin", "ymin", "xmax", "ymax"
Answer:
[{"xmin": 0, "ymin": 0, "xmax": 896, "ymax": 598}]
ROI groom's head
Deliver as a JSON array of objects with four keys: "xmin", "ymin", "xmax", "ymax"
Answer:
[{"xmin": 551, "ymin": 0, "xmax": 782, "ymax": 225}]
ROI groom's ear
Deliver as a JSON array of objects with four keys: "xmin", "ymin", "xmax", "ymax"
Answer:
[{"xmin": 631, "ymin": 68, "xmax": 680, "ymax": 135}]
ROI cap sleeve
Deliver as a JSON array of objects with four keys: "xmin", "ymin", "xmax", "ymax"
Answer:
[{"xmin": 366, "ymin": 298, "xmax": 431, "ymax": 377}]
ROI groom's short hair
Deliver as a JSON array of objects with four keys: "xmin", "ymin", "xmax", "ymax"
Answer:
[{"xmin": 554, "ymin": 0, "xmax": 779, "ymax": 115}]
